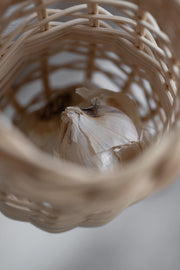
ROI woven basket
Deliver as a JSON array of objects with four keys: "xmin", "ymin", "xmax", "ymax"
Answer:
[{"xmin": 0, "ymin": 0, "xmax": 180, "ymax": 233}]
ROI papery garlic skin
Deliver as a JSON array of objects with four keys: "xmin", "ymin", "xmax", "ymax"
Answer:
[
  {"xmin": 76, "ymin": 87, "xmax": 142, "ymax": 135},
  {"xmin": 59, "ymin": 105, "xmax": 140, "ymax": 170}
]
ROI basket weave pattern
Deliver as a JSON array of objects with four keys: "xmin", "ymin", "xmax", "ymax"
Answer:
[{"xmin": 0, "ymin": 0, "xmax": 180, "ymax": 232}]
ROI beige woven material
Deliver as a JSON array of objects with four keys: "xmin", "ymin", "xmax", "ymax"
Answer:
[{"xmin": 0, "ymin": 0, "xmax": 180, "ymax": 233}]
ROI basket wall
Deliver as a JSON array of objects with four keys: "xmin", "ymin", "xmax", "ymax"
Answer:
[{"xmin": 0, "ymin": 0, "xmax": 179, "ymax": 232}]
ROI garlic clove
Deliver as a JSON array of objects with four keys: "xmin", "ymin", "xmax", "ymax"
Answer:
[
  {"xmin": 60, "ymin": 107, "xmax": 97, "ymax": 168},
  {"xmin": 59, "ymin": 103, "xmax": 140, "ymax": 170},
  {"xmin": 112, "ymin": 141, "xmax": 143, "ymax": 163}
]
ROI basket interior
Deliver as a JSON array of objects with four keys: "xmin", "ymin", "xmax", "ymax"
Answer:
[{"xmin": 0, "ymin": 0, "xmax": 179, "ymax": 158}]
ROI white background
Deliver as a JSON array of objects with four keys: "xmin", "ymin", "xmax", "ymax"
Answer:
[{"xmin": 1, "ymin": 178, "xmax": 180, "ymax": 270}]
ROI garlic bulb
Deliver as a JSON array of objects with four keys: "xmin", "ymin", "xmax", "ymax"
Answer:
[
  {"xmin": 59, "ymin": 87, "xmax": 145, "ymax": 170},
  {"xmin": 18, "ymin": 86, "xmax": 147, "ymax": 170}
]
